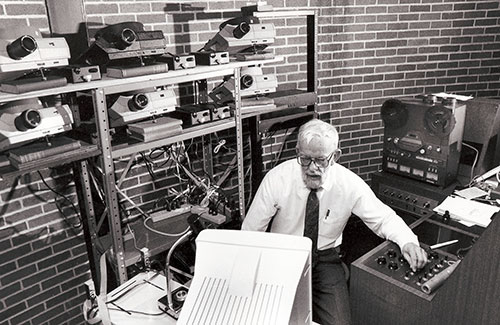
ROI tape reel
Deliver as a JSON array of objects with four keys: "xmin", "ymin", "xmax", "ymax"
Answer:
[
  {"xmin": 381, "ymin": 98, "xmax": 408, "ymax": 129},
  {"xmin": 424, "ymin": 106, "xmax": 455, "ymax": 137}
]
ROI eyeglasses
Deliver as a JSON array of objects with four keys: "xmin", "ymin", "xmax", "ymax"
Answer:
[{"xmin": 297, "ymin": 150, "xmax": 340, "ymax": 168}]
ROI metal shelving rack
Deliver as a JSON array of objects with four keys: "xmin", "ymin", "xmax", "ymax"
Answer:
[{"xmin": 86, "ymin": 57, "xmax": 283, "ymax": 284}]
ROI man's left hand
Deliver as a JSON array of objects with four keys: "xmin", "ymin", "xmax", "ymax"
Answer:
[{"xmin": 402, "ymin": 243, "xmax": 428, "ymax": 271}]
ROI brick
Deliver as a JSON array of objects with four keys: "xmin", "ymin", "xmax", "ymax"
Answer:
[
  {"xmin": 57, "ymin": 253, "xmax": 88, "ymax": 274},
  {"xmin": 27, "ymin": 210, "xmax": 63, "ymax": 228},
  {"xmin": 0, "ymin": 243, "xmax": 31, "ymax": 266},
  {"xmin": 50, "ymin": 303, "xmax": 82, "ymax": 325},
  {"xmin": 5, "ymin": 3, "xmax": 46, "ymax": 15},
  {"xmin": 120, "ymin": 3, "xmax": 151, "ymax": 13},
  {"xmin": 0, "ymin": 260, "xmax": 16, "ymax": 276},
  {"xmin": 41, "ymin": 270, "xmax": 74, "ymax": 290},
  {"xmin": 0, "ymin": 238, "xmax": 12, "ymax": 251},
  {"xmin": 5, "ymin": 284, "xmax": 40, "ymax": 306},
  {"xmin": 31, "ymin": 304, "xmax": 65, "ymax": 324},
  {"xmin": 46, "ymin": 287, "xmax": 78, "ymax": 307},
  {"xmin": 85, "ymin": 3, "xmax": 119, "ymax": 15},
  {"xmin": 31, "ymin": 231, "xmax": 67, "ymax": 251},
  {"xmin": 0, "ymin": 301, "xmax": 26, "ymax": 321},
  {"xmin": 17, "ymin": 247, "xmax": 52, "ymax": 267},
  {"xmin": 0, "ymin": 282, "xmax": 21, "ymax": 300},
  {"xmin": 0, "ymin": 199, "xmax": 22, "ymax": 218},
  {"xmin": 22, "ymin": 267, "xmax": 57, "ymax": 288},
  {"xmin": 11, "ymin": 303, "xmax": 44, "ymax": 325},
  {"xmin": 36, "ymin": 251, "xmax": 71, "ymax": 271}
]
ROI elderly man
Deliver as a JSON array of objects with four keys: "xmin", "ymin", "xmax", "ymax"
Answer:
[{"xmin": 242, "ymin": 118, "xmax": 428, "ymax": 325}]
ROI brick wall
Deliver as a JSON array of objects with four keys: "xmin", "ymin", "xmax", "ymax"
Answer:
[
  {"xmin": 0, "ymin": 169, "xmax": 90, "ymax": 325},
  {"xmin": 2, "ymin": 1, "xmax": 500, "ymax": 324}
]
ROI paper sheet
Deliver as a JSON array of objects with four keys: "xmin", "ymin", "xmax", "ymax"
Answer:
[{"xmin": 433, "ymin": 196, "xmax": 499, "ymax": 227}]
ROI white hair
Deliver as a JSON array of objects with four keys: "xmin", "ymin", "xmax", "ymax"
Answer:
[{"xmin": 297, "ymin": 119, "xmax": 339, "ymax": 149}]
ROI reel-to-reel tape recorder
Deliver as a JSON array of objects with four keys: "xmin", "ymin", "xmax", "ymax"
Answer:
[{"xmin": 381, "ymin": 95, "xmax": 466, "ymax": 187}]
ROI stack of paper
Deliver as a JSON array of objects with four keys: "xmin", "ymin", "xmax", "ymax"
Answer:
[{"xmin": 433, "ymin": 196, "xmax": 499, "ymax": 227}]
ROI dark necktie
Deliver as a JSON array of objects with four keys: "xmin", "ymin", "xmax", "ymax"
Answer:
[{"xmin": 304, "ymin": 189, "xmax": 319, "ymax": 265}]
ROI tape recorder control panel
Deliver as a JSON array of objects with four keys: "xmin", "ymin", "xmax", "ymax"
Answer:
[{"xmin": 381, "ymin": 95, "xmax": 466, "ymax": 187}]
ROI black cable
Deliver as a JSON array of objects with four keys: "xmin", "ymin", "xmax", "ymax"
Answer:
[
  {"xmin": 139, "ymin": 152, "xmax": 156, "ymax": 180},
  {"xmin": 37, "ymin": 171, "xmax": 83, "ymax": 234},
  {"xmin": 108, "ymin": 307, "xmax": 165, "ymax": 316}
]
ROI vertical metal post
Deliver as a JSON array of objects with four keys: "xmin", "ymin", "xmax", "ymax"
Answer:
[
  {"xmin": 92, "ymin": 89, "xmax": 127, "ymax": 284},
  {"xmin": 74, "ymin": 160, "xmax": 100, "ymax": 284},
  {"xmin": 249, "ymin": 116, "xmax": 263, "ymax": 198},
  {"xmin": 234, "ymin": 68, "xmax": 246, "ymax": 218},
  {"xmin": 202, "ymin": 135, "xmax": 214, "ymax": 178},
  {"xmin": 307, "ymin": 11, "xmax": 318, "ymax": 117}
]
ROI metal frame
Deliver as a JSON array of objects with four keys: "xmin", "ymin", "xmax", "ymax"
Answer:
[{"xmin": 250, "ymin": 10, "xmax": 318, "ymax": 197}]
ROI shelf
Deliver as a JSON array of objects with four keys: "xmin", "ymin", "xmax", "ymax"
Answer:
[
  {"xmin": 253, "ymin": 9, "xmax": 316, "ymax": 18},
  {"xmin": 0, "ymin": 57, "xmax": 284, "ymax": 102},
  {"xmin": 111, "ymin": 118, "xmax": 236, "ymax": 158},
  {"xmin": 0, "ymin": 142, "xmax": 99, "ymax": 180}
]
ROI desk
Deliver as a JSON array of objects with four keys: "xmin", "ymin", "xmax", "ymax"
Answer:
[
  {"xmin": 107, "ymin": 271, "xmax": 176, "ymax": 324},
  {"xmin": 350, "ymin": 211, "xmax": 500, "ymax": 325}
]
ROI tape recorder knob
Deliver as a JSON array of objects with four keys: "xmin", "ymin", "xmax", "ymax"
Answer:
[
  {"xmin": 436, "ymin": 147, "xmax": 441, "ymax": 153},
  {"xmin": 419, "ymin": 148, "xmax": 426, "ymax": 155}
]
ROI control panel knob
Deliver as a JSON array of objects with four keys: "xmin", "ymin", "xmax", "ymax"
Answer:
[
  {"xmin": 404, "ymin": 271, "xmax": 411, "ymax": 280},
  {"xmin": 419, "ymin": 148, "xmax": 426, "ymax": 155},
  {"xmin": 423, "ymin": 202, "xmax": 431, "ymax": 209},
  {"xmin": 376, "ymin": 256, "xmax": 387, "ymax": 265},
  {"xmin": 429, "ymin": 251, "xmax": 439, "ymax": 260},
  {"xmin": 387, "ymin": 249, "xmax": 397, "ymax": 258},
  {"xmin": 388, "ymin": 261, "xmax": 399, "ymax": 270}
]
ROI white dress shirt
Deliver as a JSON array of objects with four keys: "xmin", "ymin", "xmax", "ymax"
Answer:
[{"xmin": 242, "ymin": 159, "xmax": 419, "ymax": 251}]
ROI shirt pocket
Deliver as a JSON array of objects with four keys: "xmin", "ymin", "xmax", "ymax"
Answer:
[{"xmin": 319, "ymin": 210, "xmax": 349, "ymax": 238}]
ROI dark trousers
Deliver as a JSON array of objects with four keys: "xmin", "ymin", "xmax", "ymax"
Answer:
[{"xmin": 312, "ymin": 248, "xmax": 352, "ymax": 325}]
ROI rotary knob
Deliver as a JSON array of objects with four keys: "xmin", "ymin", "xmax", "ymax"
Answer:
[
  {"xmin": 428, "ymin": 251, "xmax": 439, "ymax": 260},
  {"xmin": 388, "ymin": 261, "xmax": 398, "ymax": 270},
  {"xmin": 387, "ymin": 249, "xmax": 397, "ymax": 258},
  {"xmin": 419, "ymin": 148, "xmax": 426, "ymax": 155},
  {"xmin": 376, "ymin": 256, "xmax": 387, "ymax": 265}
]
